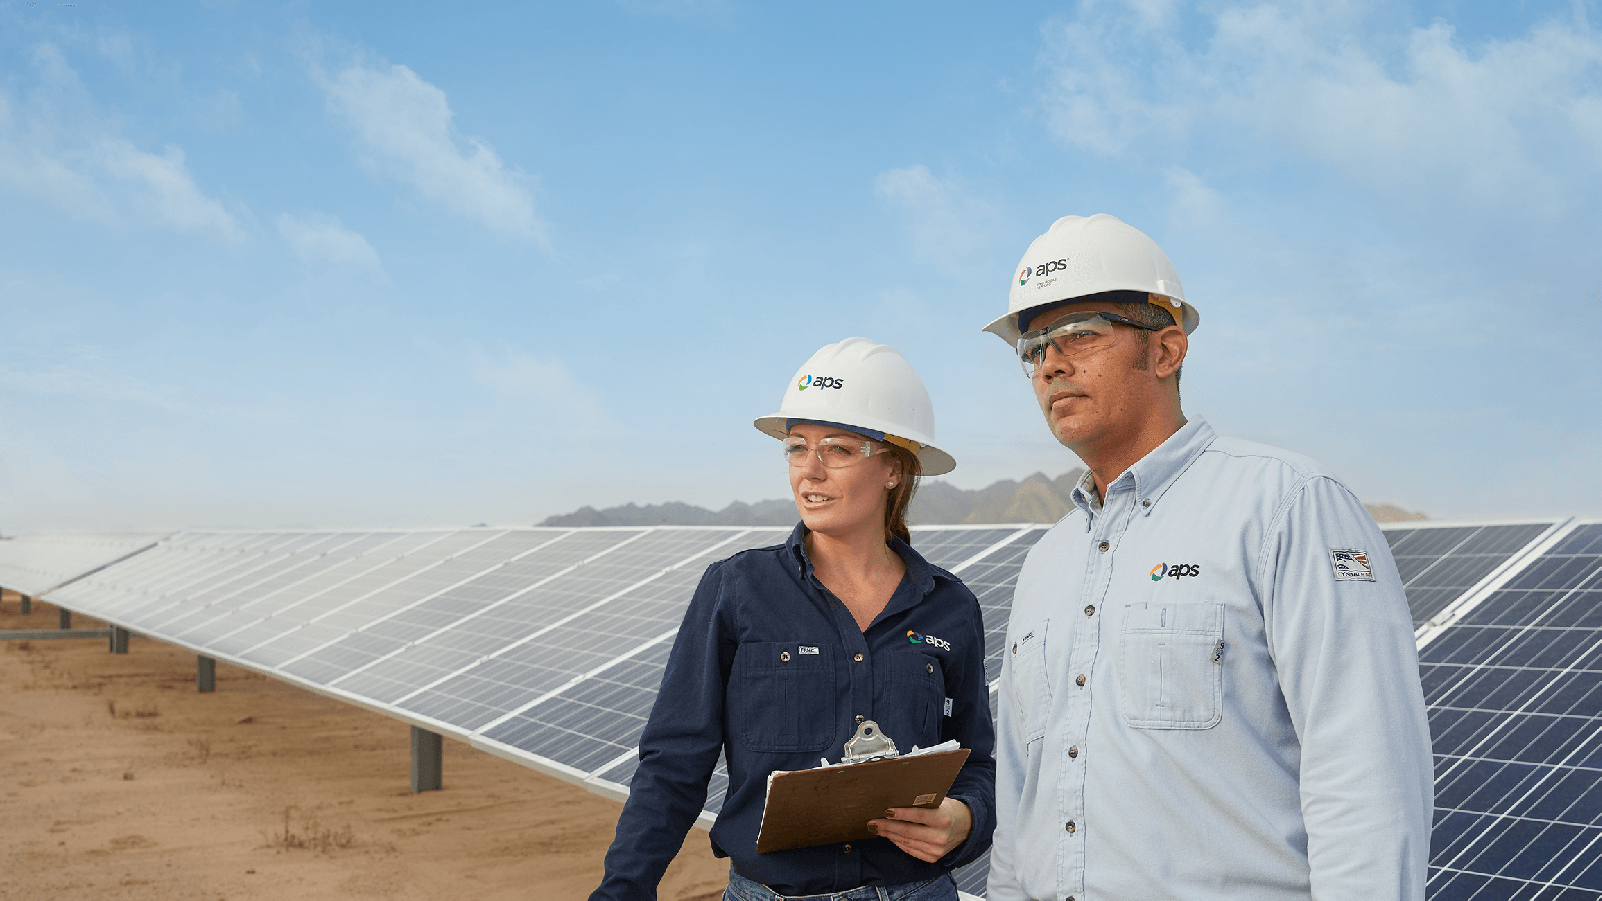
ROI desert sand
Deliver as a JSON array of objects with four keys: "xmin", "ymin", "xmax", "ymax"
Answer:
[{"xmin": 0, "ymin": 589, "xmax": 728, "ymax": 900}]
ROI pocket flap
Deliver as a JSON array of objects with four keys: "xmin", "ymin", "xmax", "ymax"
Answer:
[{"xmin": 1123, "ymin": 602, "xmax": 1222, "ymax": 634}]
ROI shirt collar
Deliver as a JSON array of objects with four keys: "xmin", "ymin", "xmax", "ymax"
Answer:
[
  {"xmin": 1069, "ymin": 417, "xmax": 1217, "ymax": 521},
  {"xmin": 784, "ymin": 521, "xmax": 938, "ymax": 596}
]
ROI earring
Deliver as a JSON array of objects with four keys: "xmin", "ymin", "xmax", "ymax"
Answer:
[{"xmin": 887, "ymin": 482, "xmax": 897, "ymax": 488}]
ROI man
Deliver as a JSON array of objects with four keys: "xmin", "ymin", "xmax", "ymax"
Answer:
[{"xmin": 984, "ymin": 214, "xmax": 1432, "ymax": 900}]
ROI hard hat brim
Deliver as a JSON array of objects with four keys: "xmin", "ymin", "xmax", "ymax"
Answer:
[{"xmin": 753, "ymin": 415, "xmax": 956, "ymax": 477}]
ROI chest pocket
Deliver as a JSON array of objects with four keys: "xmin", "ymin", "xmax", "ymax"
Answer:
[
  {"xmin": 1009, "ymin": 619, "xmax": 1053, "ymax": 744},
  {"xmin": 730, "ymin": 642, "xmax": 837, "ymax": 753},
  {"xmin": 880, "ymin": 652, "xmax": 946, "ymax": 746},
  {"xmin": 1119, "ymin": 603, "xmax": 1224, "ymax": 730}
]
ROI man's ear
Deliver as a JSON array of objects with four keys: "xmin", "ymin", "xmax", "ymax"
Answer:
[{"xmin": 1154, "ymin": 328, "xmax": 1187, "ymax": 380}]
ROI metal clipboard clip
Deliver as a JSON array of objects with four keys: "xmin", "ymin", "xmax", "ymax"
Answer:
[{"xmin": 820, "ymin": 719, "xmax": 901, "ymax": 767}]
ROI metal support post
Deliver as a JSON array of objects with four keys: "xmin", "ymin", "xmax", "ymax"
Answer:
[
  {"xmin": 197, "ymin": 655, "xmax": 216, "ymax": 693},
  {"xmin": 58, "ymin": 608, "xmax": 71, "ymax": 630},
  {"xmin": 19, "ymin": 594, "xmax": 29, "ymax": 616},
  {"xmin": 108, "ymin": 625, "xmax": 129, "ymax": 654},
  {"xmin": 410, "ymin": 726, "xmax": 443, "ymax": 792}
]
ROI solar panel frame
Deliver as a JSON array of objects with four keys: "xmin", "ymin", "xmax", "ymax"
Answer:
[{"xmin": 1379, "ymin": 520, "xmax": 1561, "ymax": 631}]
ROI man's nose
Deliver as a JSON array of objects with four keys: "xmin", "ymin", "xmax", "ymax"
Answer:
[{"xmin": 1036, "ymin": 342, "xmax": 1074, "ymax": 380}]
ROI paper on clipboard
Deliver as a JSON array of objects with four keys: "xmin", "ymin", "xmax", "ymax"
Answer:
[{"xmin": 754, "ymin": 740, "xmax": 970, "ymax": 854}]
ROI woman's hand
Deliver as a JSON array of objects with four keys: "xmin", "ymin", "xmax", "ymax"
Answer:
[{"xmin": 867, "ymin": 797, "xmax": 971, "ymax": 863}]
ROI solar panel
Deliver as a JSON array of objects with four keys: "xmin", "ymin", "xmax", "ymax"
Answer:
[
  {"xmin": 0, "ymin": 532, "xmax": 165, "ymax": 597},
  {"xmin": 23, "ymin": 517, "xmax": 1592, "ymax": 901},
  {"xmin": 326, "ymin": 529, "xmax": 654, "ymax": 703},
  {"xmin": 1421, "ymin": 520, "xmax": 1602, "ymax": 898},
  {"xmin": 1383, "ymin": 522, "xmax": 1557, "ymax": 628},
  {"xmin": 397, "ymin": 529, "xmax": 770, "ymax": 730}
]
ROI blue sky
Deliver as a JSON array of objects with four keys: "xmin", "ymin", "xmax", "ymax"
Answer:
[{"xmin": 2, "ymin": 0, "xmax": 1598, "ymax": 531}]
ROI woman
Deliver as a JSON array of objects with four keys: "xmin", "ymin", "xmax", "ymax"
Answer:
[{"xmin": 590, "ymin": 337, "xmax": 995, "ymax": 900}]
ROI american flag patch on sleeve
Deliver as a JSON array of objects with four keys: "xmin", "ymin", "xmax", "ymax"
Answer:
[{"xmin": 1329, "ymin": 548, "xmax": 1375, "ymax": 581}]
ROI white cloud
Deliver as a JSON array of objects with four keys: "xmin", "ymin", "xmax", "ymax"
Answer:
[
  {"xmin": 276, "ymin": 211, "xmax": 383, "ymax": 274},
  {"xmin": 1040, "ymin": 1, "xmax": 1602, "ymax": 212},
  {"xmin": 97, "ymin": 139, "xmax": 242, "ymax": 239},
  {"xmin": 319, "ymin": 61, "xmax": 542, "ymax": 243},
  {"xmin": 0, "ymin": 43, "xmax": 242, "ymax": 240},
  {"xmin": 873, "ymin": 164, "xmax": 994, "ymax": 268}
]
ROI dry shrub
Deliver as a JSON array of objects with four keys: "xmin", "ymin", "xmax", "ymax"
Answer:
[
  {"xmin": 106, "ymin": 699, "xmax": 160, "ymax": 719},
  {"xmin": 264, "ymin": 806, "xmax": 355, "ymax": 854}
]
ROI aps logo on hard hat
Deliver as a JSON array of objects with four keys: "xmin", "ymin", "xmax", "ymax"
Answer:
[{"xmin": 797, "ymin": 374, "xmax": 845, "ymax": 391}]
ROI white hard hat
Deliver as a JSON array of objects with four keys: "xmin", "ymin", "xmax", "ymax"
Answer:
[
  {"xmin": 754, "ymin": 337, "xmax": 956, "ymax": 476},
  {"xmin": 982, "ymin": 213, "xmax": 1199, "ymax": 344}
]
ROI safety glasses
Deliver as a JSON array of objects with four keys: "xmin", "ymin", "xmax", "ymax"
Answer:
[
  {"xmin": 1016, "ymin": 311, "xmax": 1164, "ymax": 378},
  {"xmin": 783, "ymin": 435, "xmax": 889, "ymax": 469}
]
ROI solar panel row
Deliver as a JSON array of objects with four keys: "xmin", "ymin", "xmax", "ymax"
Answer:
[
  {"xmin": 2, "ymin": 518, "xmax": 1591, "ymax": 900},
  {"xmin": 0, "ymin": 531, "xmax": 166, "ymax": 598}
]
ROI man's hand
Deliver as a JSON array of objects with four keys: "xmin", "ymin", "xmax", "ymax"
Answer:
[{"xmin": 867, "ymin": 797, "xmax": 972, "ymax": 863}]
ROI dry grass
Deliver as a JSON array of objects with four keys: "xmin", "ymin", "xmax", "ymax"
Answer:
[{"xmin": 263, "ymin": 806, "xmax": 356, "ymax": 854}]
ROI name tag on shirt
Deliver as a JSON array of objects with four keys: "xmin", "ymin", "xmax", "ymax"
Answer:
[{"xmin": 798, "ymin": 646, "xmax": 820, "ymax": 655}]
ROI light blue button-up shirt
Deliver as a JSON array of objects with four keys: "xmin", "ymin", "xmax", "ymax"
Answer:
[{"xmin": 988, "ymin": 418, "xmax": 1432, "ymax": 900}]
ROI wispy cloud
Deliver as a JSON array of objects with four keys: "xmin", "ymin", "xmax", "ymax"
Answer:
[
  {"xmin": 276, "ymin": 211, "xmax": 383, "ymax": 275},
  {"xmin": 1040, "ymin": 1, "xmax": 1602, "ymax": 213},
  {"xmin": 873, "ymin": 164, "xmax": 995, "ymax": 269},
  {"xmin": 0, "ymin": 43, "xmax": 243, "ymax": 241},
  {"xmin": 468, "ymin": 345, "xmax": 611, "ymax": 433},
  {"xmin": 0, "ymin": 359, "xmax": 183, "ymax": 411},
  {"xmin": 318, "ymin": 59, "xmax": 542, "ymax": 243}
]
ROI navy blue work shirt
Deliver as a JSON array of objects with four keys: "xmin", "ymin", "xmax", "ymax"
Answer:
[{"xmin": 590, "ymin": 523, "xmax": 996, "ymax": 899}]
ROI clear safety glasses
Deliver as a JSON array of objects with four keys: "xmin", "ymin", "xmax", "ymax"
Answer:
[
  {"xmin": 1016, "ymin": 311, "xmax": 1164, "ymax": 378},
  {"xmin": 783, "ymin": 435, "xmax": 890, "ymax": 469}
]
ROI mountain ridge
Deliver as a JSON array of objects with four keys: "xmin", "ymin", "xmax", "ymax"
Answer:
[{"xmin": 541, "ymin": 471, "xmax": 1427, "ymax": 527}]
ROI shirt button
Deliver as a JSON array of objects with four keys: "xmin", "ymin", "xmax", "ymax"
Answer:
[
  {"xmin": 1098, "ymin": 540, "xmax": 1110, "ymax": 552},
  {"xmin": 1011, "ymin": 643, "xmax": 1018, "ymax": 654},
  {"xmin": 855, "ymin": 714, "xmax": 865, "ymax": 724},
  {"xmin": 1142, "ymin": 499, "xmax": 1152, "ymax": 508},
  {"xmin": 1084, "ymin": 605, "xmax": 1095, "ymax": 616},
  {"xmin": 780, "ymin": 651, "xmax": 791, "ymax": 662},
  {"xmin": 1075, "ymin": 674, "xmax": 1086, "ymax": 687},
  {"xmin": 1065, "ymin": 820, "xmax": 1076, "ymax": 834},
  {"xmin": 1068, "ymin": 746, "xmax": 1078, "ymax": 758},
  {"xmin": 926, "ymin": 663, "xmax": 934, "ymax": 673},
  {"xmin": 842, "ymin": 844, "xmax": 852, "ymax": 854},
  {"xmin": 853, "ymin": 652, "xmax": 864, "ymax": 662}
]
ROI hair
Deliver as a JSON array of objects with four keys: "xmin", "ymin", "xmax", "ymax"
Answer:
[
  {"xmin": 1113, "ymin": 301, "xmax": 1182, "ymax": 393},
  {"xmin": 882, "ymin": 443, "xmax": 923, "ymax": 546}
]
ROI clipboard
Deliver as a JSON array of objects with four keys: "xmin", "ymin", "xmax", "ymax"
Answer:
[{"xmin": 754, "ymin": 737, "xmax": 970, "ymax": 854}]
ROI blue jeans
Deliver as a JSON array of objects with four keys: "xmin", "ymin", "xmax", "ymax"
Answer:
[{"xmin": 724, "ymin": 868, "xmax": 957, "ymax": 901}]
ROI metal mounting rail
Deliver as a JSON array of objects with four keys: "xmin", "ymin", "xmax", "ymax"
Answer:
[{"xmin": 0, "ymin": 628, "xmax": 113, "ymax": 640}]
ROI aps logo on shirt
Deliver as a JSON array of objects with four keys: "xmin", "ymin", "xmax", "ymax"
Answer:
[
  {"xmin": 1150, "ymin": 562, "xmax": 1202, "ymax": 581},
  {"xmin": 907, "ymin": 630, "xmax": 951, "ymax": 650}
]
